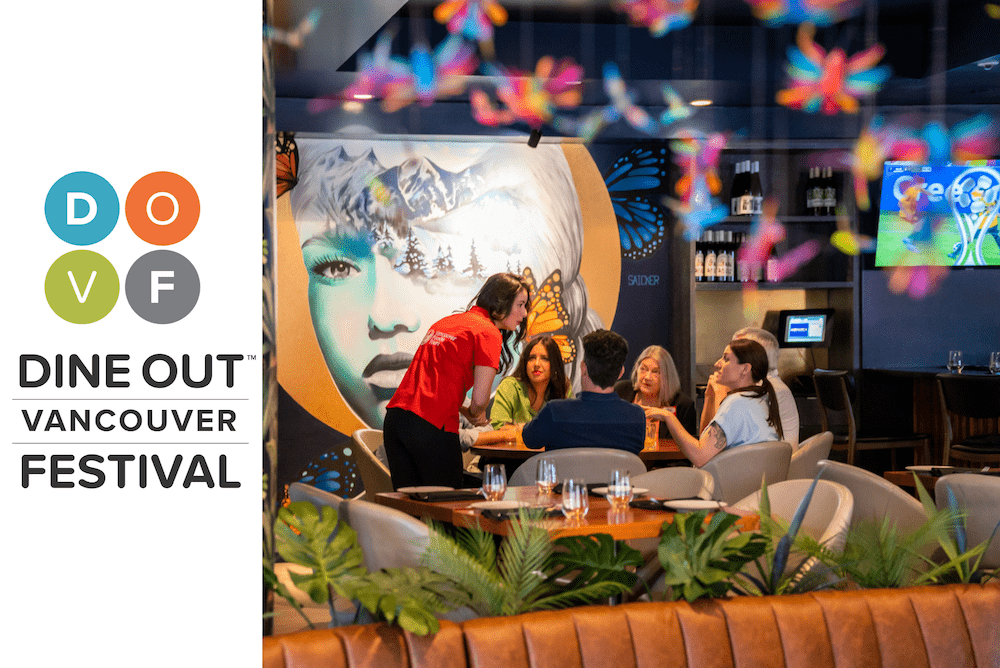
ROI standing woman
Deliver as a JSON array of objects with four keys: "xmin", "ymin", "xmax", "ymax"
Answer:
[
  {"xmin": 490, "ymin": 335, "xmax": 572, "ymax": 430},
  {"xmin": 615, "ymin": 345, "xmax": 697, "ymax": 437},
  {"xmin": 384, "ymin": 273, "xmax": 530, "ymax": 489},
  {"xmin": 653, "ymin": 338, "xmax": 783, "ymax": 468}
]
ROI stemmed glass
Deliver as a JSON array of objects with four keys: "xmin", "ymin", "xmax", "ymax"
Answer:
[
  {"xmin": 948, "ymin": 350, "xmax": 963, "ymax": 373},
  {"xmin": 561, "ymin": 478, "xmax": 589, "ymax": 520},
  {"xmin": 535, "ymin": 458, "xmax": 557, "ymax": 496},
  {"xmin": 605, "ymin": 469, "xmax": 633, "ymax": 511},
  {"xmin": 990, "ymin": 352, "xmax": 1000, "ymax": 375},
  {"xmin": 482, "ymin": 464, "xmax": 507, "ymax": 501}
]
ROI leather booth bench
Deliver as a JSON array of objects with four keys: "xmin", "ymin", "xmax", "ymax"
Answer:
[{"xmin": 263, "ymin": 584, "xmax": 998, "ymax": 668}]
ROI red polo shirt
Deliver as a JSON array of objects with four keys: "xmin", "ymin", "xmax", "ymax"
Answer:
[{"xmin": 388, "ymin": 305, "xmax": 502, "ymax": 433}]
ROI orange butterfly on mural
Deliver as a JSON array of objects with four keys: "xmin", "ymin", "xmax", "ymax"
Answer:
[{"xmin": 522, "ymin": 266, "xmax": 577, "ymax": 364}]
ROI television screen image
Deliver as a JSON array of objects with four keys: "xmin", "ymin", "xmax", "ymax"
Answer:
[
  {"xmin": 875, "ymin": 161, "xmax": 1000, "ymax": 267},
  {"xmin": 777, "ymin": 309, "xmax": 834, "ymax": 348}
]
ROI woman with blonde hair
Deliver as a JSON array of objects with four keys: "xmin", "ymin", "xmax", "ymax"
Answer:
[{"xmin": 615, "ymin": 345, "xmax": 697, "ymax": 437}]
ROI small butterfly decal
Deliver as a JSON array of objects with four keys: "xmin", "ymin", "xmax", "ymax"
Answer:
[
  {"xmin": 604, "ymin": 146, "xmax": 671, "ymax": 260},
  {"xmin": 297, "ymin": 446, "xmax": 360, "ymax": 497},
  {"xmin": 275, "ymin": 132, "xmax": 298, "ymax": 198},
  {"xmin": 434, "ymin": 0, "xmax": 508, "ymax": 44},
  {"xmin": 614, "ymin": 0, "xmax": 699, "ymax": 37},
  {"xmin": 522, "ymin": 266, "xmax": 576, "ymax": 364}
]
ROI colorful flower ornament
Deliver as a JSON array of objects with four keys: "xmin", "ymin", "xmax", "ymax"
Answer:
[
  {"xmin": 667, "ymin": 132, "xmax": 728, "ymax": 240},
  {"xmin": 263, "ymin": 7, "xmax": 322, "ymax": 49},
  {"xmin": 471, "ymin": 56, "xmax": 583, "ymax": 129},
  {"xmin": 776, "ymin": 22, "xmax": 890, "ymax": 115},
  {"xmin": 434, "ymin": 0, "xmax": 508, "ymax": 43},
  {"xmin": 310, "ymin": 31, "xmax": 408, "ymax": 113},
  {"xmin": 614, "ymin": 0, "xmax": 699, "ymax": 37},
  {"xmin": 744, "ymin": 0, "xmax": 861, "ymax": 26}
]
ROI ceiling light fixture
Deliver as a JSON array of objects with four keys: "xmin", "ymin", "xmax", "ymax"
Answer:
[{"xmin": 690, "ymin": 99, "xmax": 713, "ymax": 106}]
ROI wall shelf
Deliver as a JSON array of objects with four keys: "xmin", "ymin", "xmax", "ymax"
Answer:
[{"xmin": 695, "ymin": 281, "xmax": 854, "ymax": 291}]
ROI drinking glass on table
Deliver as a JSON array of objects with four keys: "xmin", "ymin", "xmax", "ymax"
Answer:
[
  {"xmin": 948, "ymin": 350, "xmax": 963, "ymax": 373},
  {"xmin": 482, "ymin": 464, "xmax": 507, "ymax": 501},
  {"xmin": 535, "ymin": 457, "xmax": 557, "ymax": 495},
  {"xmin": 561, "ymin": 478, "xmax": 589, "ymax": 520},
  {"xmin": 990, "ymin": 352, "xmax": 1000, "ymax": 375},
  {"xmin": 606, "ymin": 469, "xmax": 633, "ymax": 511}
]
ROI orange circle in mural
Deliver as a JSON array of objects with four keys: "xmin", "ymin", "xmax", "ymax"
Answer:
[{"xmin": 125, "ymin": 171, "xmax": 200, "ymax": 245}]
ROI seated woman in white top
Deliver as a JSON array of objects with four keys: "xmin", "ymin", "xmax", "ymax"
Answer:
[
  {"xmin": 653, "ymin": 338, "xmax": 783, "ymax": 467},
  {"xmin": 732, "ymin": 326, "xmax": 799, "ymax": 448}
]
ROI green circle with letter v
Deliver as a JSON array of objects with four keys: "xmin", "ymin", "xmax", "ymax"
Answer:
[{"xmin": 45, "ymin": 250, "xmax": 119, "ymax": 324}]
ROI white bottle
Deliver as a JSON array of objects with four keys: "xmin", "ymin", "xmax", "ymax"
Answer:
[
  {"xmin": 704, "ymin": 230, "xmax": 716, "ymax": 283},
  {"xmin": 694, "ymin": 234, "xmax": 704, "ymax": 282}
]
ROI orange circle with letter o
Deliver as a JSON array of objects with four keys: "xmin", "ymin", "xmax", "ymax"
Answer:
[{"xmin": 125, "ymin": 171, "xmax": 200, "ymax": 245}]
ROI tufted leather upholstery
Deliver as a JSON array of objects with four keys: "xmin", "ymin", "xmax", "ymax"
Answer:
[{"xmin": 263, "ymin": 584, "xmax": 999, "ymax": 668}]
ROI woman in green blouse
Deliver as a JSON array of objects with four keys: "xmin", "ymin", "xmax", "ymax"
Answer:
[{"xmin": 490, "ymin": 335, "xmax": 571, "ymax": 430}]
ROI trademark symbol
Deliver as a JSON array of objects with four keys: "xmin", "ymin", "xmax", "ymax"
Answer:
[{"xmin": 247, "ymin": 354, "xmax": 257, "ymax": 361}]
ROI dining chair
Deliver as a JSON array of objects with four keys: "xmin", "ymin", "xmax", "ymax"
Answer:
[
  {"xmin": 351, "ymin": 428, "xmax": 394, "ymax": 499},
  {"xmin": 935, "ymin": 474, "xmax": 1000, "ymax": 570},
  {"xmin": 630, "ymin": 467, "xmax": 714, "ymax": 500},
  {"xmin": 935, "ymin": 374, "xmax": 1000, "ymax": 466},
  {"xmin": 812, "ymin": 369, "xmax": 931, "ymax": 468},
  {"xmin": 787, "ymin": 432, "xmax": 834, "ymax": 480},
  {"xmin": 699, "ymin": 440, "xmax": 792, "ymax": 505},
  {"xmin": 816, "ymin": 460, "xmax": 927, "ymax": 536},
  {"xmin": 507, "ymin": 448, "xmax": 647, "ymax": 487},
  {"xmin": 733, "ymin": 478, "xmax": 854, "ymax": 578}
]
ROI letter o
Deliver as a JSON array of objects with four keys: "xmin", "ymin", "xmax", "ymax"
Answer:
[
  {"xmin": 125, "ymin": 172, "xmax": 199, "ymax": 245},
  {"xmin": 143, "ymin": 354, "xmax": 178, "ymax": 388}
]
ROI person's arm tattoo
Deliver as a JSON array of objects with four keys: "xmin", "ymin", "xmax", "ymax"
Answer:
[{"xmin": 707, "ymin": 423, "xmax": 727, "ymax": 450}]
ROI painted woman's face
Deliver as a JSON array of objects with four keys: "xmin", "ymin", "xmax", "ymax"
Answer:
[{"xmin": 303, "ymin": 227, "xmax": 476, "ymax": 428}]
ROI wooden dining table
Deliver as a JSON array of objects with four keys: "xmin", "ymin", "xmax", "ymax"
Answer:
[{"xmin": 374, "ymin": 487, "xmax": 757, "ymax": 541}]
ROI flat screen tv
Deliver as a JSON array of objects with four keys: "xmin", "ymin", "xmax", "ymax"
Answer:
[
  {"xmin": 777, "ymin": 309, "xmax": 834, "ymax": 348},
  {"xmin": 875, "ymin": 161, "xmax": 1000, "ymax": 267}
]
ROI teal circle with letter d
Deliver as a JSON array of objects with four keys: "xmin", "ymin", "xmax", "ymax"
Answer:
[{"xmin": 44, "ymin": 171, "xmax": 120, "ymax": 245}]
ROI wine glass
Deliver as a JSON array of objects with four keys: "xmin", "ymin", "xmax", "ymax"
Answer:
[
  {"xmin": 482, "ymin": 464, "xmax": 507, "ymax": 501},
  {"xmin": 990, "ymin": 352, "xmax": 1000, "ymax": 375},
  {"xmin": 561, "ymin": 478, "xmax": 589, "ymax": 520},
  {"xmin": 605, "ymin": 469, "xmax": 633, "ymax": 511},
  {"xmin": 535, "ymin": 458, "xmax": 557, "ymax": 495},
  {"xmin": 948, "ymin": 350, "xmax": 962, "ymax": 373}
]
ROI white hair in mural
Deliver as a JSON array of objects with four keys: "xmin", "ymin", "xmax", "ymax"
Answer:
[{"xmin": 290, "ymin": 138, "xmax": 601, "ymax": 428}]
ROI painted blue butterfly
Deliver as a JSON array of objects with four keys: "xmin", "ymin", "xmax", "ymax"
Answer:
[
  {"xmin": 604, "ymin": 146, "xmax": 670, "ymax": 260},
  {"xmin": 297, "ymin": 446, "xmax": 360, "ymax": 497}
]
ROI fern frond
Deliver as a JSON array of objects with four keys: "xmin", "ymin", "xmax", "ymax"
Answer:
[{"xmin": 423, "ymin": 523, "xmax": 506, "ymax": 615}]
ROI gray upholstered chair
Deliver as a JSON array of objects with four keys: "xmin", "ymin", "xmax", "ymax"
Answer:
[
  {"xmin": 935, "ymin": 474, "xmax": 1000, "ymax": 569},
  {"xmin": 351, "ymin": 429, "xmax": 394, "ymax": 499},
  {"xmin": 787, "ymin": 432, "xmax": 834, "ymax": 480},
  {"xmin": 816, "ymin": 460, "xmax": 927, "ymax": 535},
  {"xmin": 630, "ymin": 466, "xmax": 715, "ymax": 500},
  {"xmin": 699, "ymin": 440, "xmax": 792, "ymax": 505},
  {"xmin": 507, "ymin": 448, "xmax": 646, "ymax": 487}
]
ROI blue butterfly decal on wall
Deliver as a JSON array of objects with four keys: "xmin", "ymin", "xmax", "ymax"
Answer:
[
  {"xmin": 297, "ymin": 446, "xmax": 360, "ymax": 497},
  {"xmin": 604, "ymin": 146, "xmax": 670, "ymax": 260}
]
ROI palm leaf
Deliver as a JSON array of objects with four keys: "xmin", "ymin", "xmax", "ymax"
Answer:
[
  {"xmin": 423, "ymin": 522, "xmax": 506, "ymax": 615},
  {"xmin": 548, "ymin": 534, "xmax": 643, "ymax": 589},
  {"xmin": 497, "ymin": 510, "xmax": 553, "ymax": 615}
]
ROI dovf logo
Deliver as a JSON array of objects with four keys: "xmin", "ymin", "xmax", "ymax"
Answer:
[{"xmin": 44, "ymin": 171, "xmax": 201, "ymax": 324}]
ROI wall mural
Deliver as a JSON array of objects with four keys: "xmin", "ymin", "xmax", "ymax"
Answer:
[{"xmin": 275, "ymin": 133, "xmax": 672, "ymax": 497}]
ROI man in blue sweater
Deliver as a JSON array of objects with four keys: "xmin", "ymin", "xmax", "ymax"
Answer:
[{"xmin": 522, "ymin": 329, "xmax": 645, "ymax": 453}]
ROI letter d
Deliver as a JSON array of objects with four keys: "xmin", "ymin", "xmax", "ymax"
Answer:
[{"xmin": 67, "ymin": 192, "xmax": 98, "ymax": 225}]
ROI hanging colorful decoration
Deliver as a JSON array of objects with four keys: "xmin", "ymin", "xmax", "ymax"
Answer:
[
  {"xmin": 776, "ymin": 23, "xmax": 890, "ymax": 115},
  {"xmin": 744, "ymin": 0, "xmax": 861, "ymax": 26},
  {"xmin": 471, "ymin": 56, "xmax": 583, "ymax": 129},
  {"xmin": 263, "ymin": 8, "xmax": 322, "ymax": 49},
  {"xmin": 434, "ymin": 0, "xmax": 508, "ymax": 43},
  {"xmin": 314, "ymin": 33, "xmax": 477, "ymax": 114},
  {"xmin": 614, "ymin": 0, "xmax": 699, "ymax": 37},
  {"xmin": 667, "ymin": 131, "xmax": 728, "ymax": 240}
]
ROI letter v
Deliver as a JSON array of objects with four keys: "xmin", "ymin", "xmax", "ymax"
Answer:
[{"xmin": 67, "ymin": 271, "xmax": 97, "ymax": 303}]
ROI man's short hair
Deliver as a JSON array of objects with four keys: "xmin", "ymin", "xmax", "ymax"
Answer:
[
  {"xmin": 732, "ymin": 326, "xmax": 779, "ymax": 373},
  {"xmin": 582, "ymin": 329, "xmax": 629, "ymax": 388}
]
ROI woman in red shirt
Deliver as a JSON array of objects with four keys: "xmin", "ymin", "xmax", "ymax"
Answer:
[{"xmin": 384, "ymin": 273, "xmax": 530, "ymax": 488}]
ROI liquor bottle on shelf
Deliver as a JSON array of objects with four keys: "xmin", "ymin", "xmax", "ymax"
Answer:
[
  {"xmin": 823, "ymin": 167, "xmax": 837, "ymax": 216},
  {"xmin": 730, "ymin": 162, "xmax": 744, "ymax": 215},
  {"xmin": 737, "ymin": 161, "xmax": 754, "ymax": 216},
  {"xmin": 694, "ymin": 233, "xmax": 704, "ymax": 282},
  {"xmin": 725, "ymin": 230, "xmax": 736, "ymax": 282},
  {"xmin": 703, "ymin": 230, "xmax": 716, "ymax": 283},
  {"xmin": 750, "ymin": 161, "xmax": 763, "ymax": 215},
  {"xmin": 715, "ymin": 230, "xmax": 729, "ymax": 282},
  {"xmin": 810, "ymin": 167, "xmax": 825, "ymax": 216},
  {"xmin": 765, "ymin": 252, "xmax": 779, "ymax": 282},
  {"xmin": 805, "ymin": 167, "xmax": 816, "ymax": 215}
]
